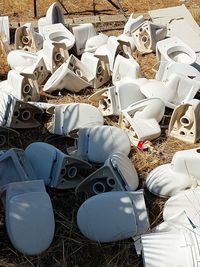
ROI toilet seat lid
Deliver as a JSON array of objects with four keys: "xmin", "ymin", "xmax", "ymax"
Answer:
[
  {"xmin": 78, "ymin": 126, "xmax": 131, "ymax": 163},
  {"xmin": 77, "ymin": 191, "xmax": 138, "ymax": 242},
  {"xmin": 6, "ymin": 192, "xmax": 55, "ymax": 255}
]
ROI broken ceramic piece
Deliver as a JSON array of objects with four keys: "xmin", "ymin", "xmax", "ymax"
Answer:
[
  {"xmin": 119, "ymin": 98, "xmax": 165, "ymax": 142},
  {"xmin": 168, "ymin": 99, "xmax": 200, "ymax": 144},
  {"xmin": 70, "ymin": 23, "xmax": 97, "ymax": 55},
  {"xmin": 0, "ymin": 69, "xmax": 40, "ymax": 102},
  {"xmin": 25, "ymin": 142, "xmax": 92, "ymax": 189},
  {"xmin": 141, "ymin": 228, "xmax": 200, "ymax": 267},
  {"xmin": 131, "ymin": 21, "xmax": 167, "ymax": 53},
  {"xmin": 47, "ymin": 103, "xmax": 104, "ymax": 136},
  {"xmin": 40, "ymin": 40, "xmax": 69, "ymax": 73},
  {"xmin": 155, "ymin": 61, "xmax": 200, "ymax": 82},
  {"xmin": 76, "ymin": 126, "xmax": 131, "ymax": 163},
  {"xmin": 89, "ymin": 81, "xmax": 145, "ymax": 116},
  {"xmin": 7, "ymin": 50, "xmax": 38, "ymax": 71},
  {"xmin": 112, "ymin": 55, "xmax": 140, "ymax": 85},
  {"xmin": 0, "ymin": 91, "xmax": 43, "ymax": 128},
  {"xmin": 77, "ymin": 190, "xmax": 149, "ymax": 242},
  {"xmin": 38, "ymin": 2, "xmax": 64, "ymax": 35},
  {"xmin": 123, "ymin": 14, "xmax": 144, "ymax": 36},
  {"xmin": 42, "ymin": 23, "xmax": 75, "ymax": 50},
  {"xmin": 15, "ymin": 23, "xmax": 43, "ymax": 52},
  {"xmin": 146, "ymin": 147, "xmax": 200, "ymax": 197},
  {"xmin": 1, "ymin": 180, "xmax": 55, "ymax": 255},
  {"xmin": 156, "ymin": 36, "xmax": 196, "ymax": 65},
  {"xmin": 0, "ymin": 16, "xmax": 10, "ymax": 44},
  {"xmin": 76, "ymin": 152, "xmax": 139, "ymax": 196},
  {"xmin": 81, "ymin": 52, "xmax": 110, "ymax": 88},
  {"xmin": 140, "ymin": 73, "xmax": 200, "ymax": 109},
  {"xmin": 84, "ymin": 33, "xmax": 108, "ymax": 53},
  {"xmin": 43, "ymin": 55, "xmax": 94, "ymax": 93}
]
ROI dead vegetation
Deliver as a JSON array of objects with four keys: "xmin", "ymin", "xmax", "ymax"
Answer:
[{"xmin": 0, "ymin": 1, "xmax": 200, "ymax": 267}]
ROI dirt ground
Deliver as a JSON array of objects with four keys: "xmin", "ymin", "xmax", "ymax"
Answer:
[
  {"xmin": 0, "ymin": 0, "xmax": 200, "ymax": 21},
  {"xmin": 0, "ymin": 1, "xmax": 200, "ymax": 267}
]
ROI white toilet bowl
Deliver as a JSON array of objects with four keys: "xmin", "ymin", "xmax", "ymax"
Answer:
[
  {"xmin": 39, "ymin": 40, "xmax": 69, "ymax": 73},
  {"xmin": 0, "ymin": 91, "xmax": 43, "ymax": 129},
  {"xmin": 0, "ymin": 69, "xmax": 40, "ymax": 102},
  {"xmin": 84, "ymin": 33, "xmax": 108, "ymax": 53},
  {"xmin": 25, "ymin": 142, "xmax": 92, "ymax": 189},
  {"xmin": 42, "ymin": 23, "xmax": 75, "ymax": 50},
  {"xmin": 43, "ymin": 55, "xmax": 94, "ymax": 93},
  {"xmin": 38, "ymin": 2, "xmax": 64, "ymax": 35},
  {"xmin": 156, "ymin": 36, "xmax": 196, "ymax": 65},
  {"xmin": 89, "ymin": 81, "xmax": 145, "ymax": 116},
  {"xmin": 71, "ymin": 23, "xmax": 97, "ymax": 55},
  {"xmin": 7, "ymin": 50, "xmax": 38, "ymax": 71},
  {"xmin": 112, "ymin": 55, "xmax": 140, "ymax": 85}
]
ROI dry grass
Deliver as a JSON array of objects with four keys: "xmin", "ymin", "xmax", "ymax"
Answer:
[
  {"xmin": 0, "ymin": 1, "xmax": 200, "ymax": 267},
  {"xmin": 0, "ymin": 0, "xmax": 200, "ymax": 21},
  {"xmin": 0, "ymin": 41, "xmax": 9, "ymax": 75}
]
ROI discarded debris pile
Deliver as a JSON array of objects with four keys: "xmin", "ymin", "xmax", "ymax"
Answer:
[{"xmin": 1, "ymin": 2, "xmax": 200, "ymax": 266}]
